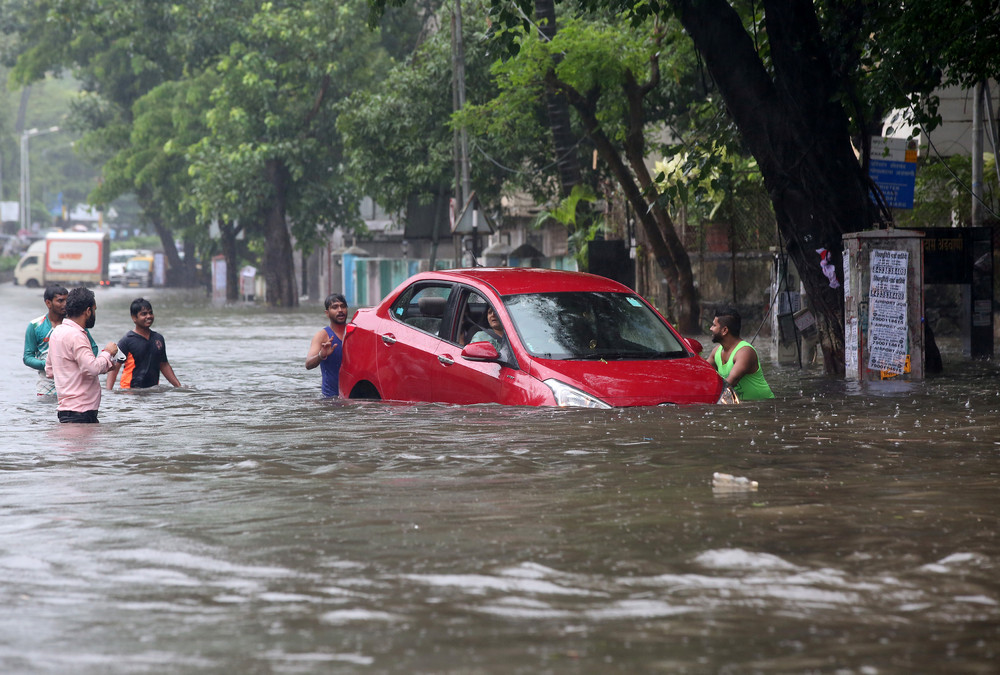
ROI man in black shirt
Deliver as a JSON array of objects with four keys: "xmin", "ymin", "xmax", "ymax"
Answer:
[{"xmin": 107, "ymin": 298, "xmax": 182, "ymax": 390}]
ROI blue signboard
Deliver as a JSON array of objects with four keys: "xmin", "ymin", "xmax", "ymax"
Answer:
[
  {"xmin": 869, "ymin": 137, "xmax": 918, "ymax": 210},
  {"xmin": 869, "ymin": 159, "xmax": 916, "ymax": 209},
  {"xmin": 868, "ymin": 159, "xmax": 917, "ymax": 209}
]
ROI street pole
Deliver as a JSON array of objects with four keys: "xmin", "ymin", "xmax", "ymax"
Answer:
[
  {"xmin": 971, "ymin": 81, "xmax": 984, "ymax": 227},
  {"xmin": 19, "ymin": 126, "xmax": 60, "ymax": 232},
  {"xmin": 451, "ymin": 0, "xmax": 471, "ymax": 266}
]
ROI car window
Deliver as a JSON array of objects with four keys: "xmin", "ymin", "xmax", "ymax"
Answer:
[
  {"xmin": 504, "ymin": 291, "xmax": 688, "ymax": 360},
  {"xmin": 389, "ymin": 283, "xmax": 454, "ymax": 337},
  {"xmin": 448, "ymin": 291, "xmax": 489, "ymax": 345}
]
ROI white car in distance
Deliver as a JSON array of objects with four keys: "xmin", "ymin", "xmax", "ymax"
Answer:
[{"xmin": 108, "ymin": 249, "xmax": 150, "ymax": 286}]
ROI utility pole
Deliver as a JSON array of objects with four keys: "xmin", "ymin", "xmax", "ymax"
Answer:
[
  {"xmin": 971, "ymin": 81, "xmax": 984, "ymax": 227},
  {"xmin": 20, "ymin": 126, "xmax": 61, "ymax": 232},
  {"xmin": 451, "ymin": 0, "xmax": 473, "ymax": 265}
]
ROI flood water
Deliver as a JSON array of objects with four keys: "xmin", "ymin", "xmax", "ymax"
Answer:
[{"xmin": 2, "ymin": 282, "xmax": 998, "ymax": 673}]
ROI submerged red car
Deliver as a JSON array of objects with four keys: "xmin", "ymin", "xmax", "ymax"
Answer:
[{"xmin": 339, "ymin": 268, "xmax": 736, "ymax": 408}]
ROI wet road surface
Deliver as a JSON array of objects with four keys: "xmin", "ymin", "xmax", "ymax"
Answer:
[{"xmin": 2, "ymin": 284, "xmax": 998, "ymax": 673}]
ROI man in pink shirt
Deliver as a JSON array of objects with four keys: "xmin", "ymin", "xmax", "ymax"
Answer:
[{"xmin": 45, "ymin": 287, "xmax": 120, "ymax": 423}]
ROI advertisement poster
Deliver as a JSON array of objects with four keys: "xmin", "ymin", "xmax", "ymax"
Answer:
[
  {"xmin": 845, "ymin": 317, "xmax": 859, "ymax": 376},
  {"xmin": 867, "ymin": 249, "xmax": 908, "ymax": 374},
  {"xmin": 842, "ymin": 249, "xmax": 851, "ymax": 298}
]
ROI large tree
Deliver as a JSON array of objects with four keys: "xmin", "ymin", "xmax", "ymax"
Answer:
[
  {"xmin": 2, "ymin": 0, "xmax": 250, "ymax": 279},
  {"xmin": 189, "ymin": 0, "xmax": 387, "ymax": 306},
  {"xmin": 459, "ymin": 15, "xmax": 706, "ymax": 330},
  {"xmin": 373, "ymin": 0, "xmax": 1000, "ymax": 373},
  {"xmin": 340, "ymin": 0, "xmax": 539, "ymax": 222}
]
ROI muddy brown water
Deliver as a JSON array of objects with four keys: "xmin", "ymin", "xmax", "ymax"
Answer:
[{"xmin": 2, "ymin": 283, "xmax": 997, "ymax": 673}]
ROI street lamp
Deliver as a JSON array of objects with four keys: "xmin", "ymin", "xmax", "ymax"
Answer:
[{"xmin": 20, "ymin": 126, "xmax": 60, "ymax": 232}]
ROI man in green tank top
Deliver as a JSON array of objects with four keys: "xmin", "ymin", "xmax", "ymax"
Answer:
[{"xmin": 707, "ymin": 307, "xmax": 774, "ymax": 401}]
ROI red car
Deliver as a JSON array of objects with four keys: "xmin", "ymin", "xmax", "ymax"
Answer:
[{"xmin": 339, "ymin": 268, "xmax": 736, "ymax": 408}]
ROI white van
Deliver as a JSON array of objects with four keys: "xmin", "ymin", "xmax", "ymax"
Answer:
[
  {"xmin": 12, "ymin": 240, "xmax": 47, "ymax": 287},
  {"xmin": 14, "ymin": 232, "xmax": 111, "ymax": 287}
]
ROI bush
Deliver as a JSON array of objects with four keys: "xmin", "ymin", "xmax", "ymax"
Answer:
[
  {"xmin": 112, "ymin": 235, "xmax": 161, "ymax": 251},
  {"xmin": 0, "ymin": 255, "xmax": 19, "ymax": 273}
]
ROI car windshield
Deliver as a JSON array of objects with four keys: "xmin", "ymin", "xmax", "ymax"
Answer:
[
  {"xmin": 503, "ymin": 291, "xmax": 689, "ymax": 360},
  {"xmin": 126, "ymin": 260, "xmax": 150, "ymax": 272}
]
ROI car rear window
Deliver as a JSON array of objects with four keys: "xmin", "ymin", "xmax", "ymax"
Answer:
[{"xmin": 503, "ymin": 291, "xmax": 688, "ymax": 360}]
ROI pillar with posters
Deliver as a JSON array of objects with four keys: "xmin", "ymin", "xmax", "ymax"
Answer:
[{"xmin": 843, "ymin": 229, "xmax": 925, "ymax": 382}]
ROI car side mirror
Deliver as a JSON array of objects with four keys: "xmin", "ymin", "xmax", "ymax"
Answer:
[
  {"xmin": 684, "ymin": 337, "xmax": 703, "ymax": 355},
  {"xmin": 461, "ymin": 341, "xmax": 500, "ymax": 362}
]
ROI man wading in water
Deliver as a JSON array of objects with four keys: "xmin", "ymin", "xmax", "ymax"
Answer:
[
  {"xmin": 305, "ymin": 293, "xmax": 348, "ymax": 397},
  {"xmin": 707, "ymin": 306, "xmax": 774, "ymax": 401}
]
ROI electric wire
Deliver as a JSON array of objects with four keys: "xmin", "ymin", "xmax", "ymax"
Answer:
[{"xmin": 892, "ymin": 75, "xmax": 1000, "ymax": 221}]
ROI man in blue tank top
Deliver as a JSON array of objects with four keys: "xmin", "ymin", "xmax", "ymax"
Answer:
[
  {"xmin": 707, "ymin": 306, "xmax": 774, "ymax": 401},
  {"xmin": 305, "ymin": 293, "xmax": 348, "ymax": 397}
]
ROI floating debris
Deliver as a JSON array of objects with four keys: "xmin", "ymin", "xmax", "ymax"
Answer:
[{"xmin": 712, "ymin": 472, "xmax": 758, "ymax": 491}]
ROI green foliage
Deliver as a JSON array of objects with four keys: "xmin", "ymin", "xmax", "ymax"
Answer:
[
  {"xmin": 654, "ymin": 144, "xmax": 763, "ymax": 223},
  {"xmin": 111, "ymin": 235, "xmax": 161, "ymax": 252},
  {"xmin": 531, "ymin": 183, "xmax": 597, "ymax": 229},
  {"xmin": 190, "ymin": 0, "xmax": 390, "ymax": 250},
  {"xmin": 530, "ymin": 183, "xmax": 600, "ymax": 268},
  {"xmin": 340, "ymin": 0, "xmax": 540, "ymax": 217},
  {"xmin": 896, "ymin": 154, "xmax": 999, "ymax": 229},
  {"xmin": 464, "ymin": 15, "xmax": 653, "ymax": 144}
]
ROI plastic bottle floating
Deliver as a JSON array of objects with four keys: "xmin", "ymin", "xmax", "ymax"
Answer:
[{"xmin": 712, "ymin": 472, "xmax": 758, "ymax": 491}]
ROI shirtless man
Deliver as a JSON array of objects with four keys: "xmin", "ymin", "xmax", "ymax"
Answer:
[
  {"xmin": 707, "ymin": 306, "xmax": 774, "ymax": 401},
  {"xmin": 305, "ymin": 293, "xmax": 348, "ymax": 397}
]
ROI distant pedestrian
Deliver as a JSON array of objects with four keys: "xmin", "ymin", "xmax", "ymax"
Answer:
[
  {"xmin": 106, "ymin": 298, "xmax": 182, "ymax": 390},
  {"xmin": 707, "ymin": 306, "xmax": 774, "ymax": 401},
  {"xmin": 45, "ymin": 287, "xmax": 119, "ymax": 423},
  {"xmin": 305, "ymin": 293, "xmax": 348, "ymax": 397},
  {"xmin": 23, "ymin": 285, "xmax": 99, "ymax": 396}
]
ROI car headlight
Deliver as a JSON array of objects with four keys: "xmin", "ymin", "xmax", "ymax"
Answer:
[
  {"xmin": 543, "ymin": 379, "xmax": 611, "ymax": 409},
  {"xmin": 716, "ymin": 383, "xmax": 740, "ymax": 405}
]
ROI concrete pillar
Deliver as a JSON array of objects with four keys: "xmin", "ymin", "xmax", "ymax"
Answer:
[{"xmin": 843, "ymin": 229, "xmax": 925, "ymax": 382}]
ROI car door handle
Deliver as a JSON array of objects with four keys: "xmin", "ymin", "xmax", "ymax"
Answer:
[
  {"xmin": 380, "ymin": 333, "xmax": 397, "ymax": 345},
  {"xmin": 437, "ymin": 354, "xmax": 455, "ymax": 366}
]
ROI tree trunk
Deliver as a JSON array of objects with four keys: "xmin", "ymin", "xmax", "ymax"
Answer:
[
  {"xmin": 674, "ymin": 0, "xmax": 875, "ymax": 374},
  {"xmin": 137, "ymin": 187, "xmax": 195, "ymax": 287},
  {"xmin": 535, "ymin": 0, "xmax": 585, "ymax": 203},
  {"xmin": 219, "ymin": 218, "xmax": 240, "ymax": 302},
  {"xmin": 262, "ymin": 159, "xmax": 298, "ymax": 307},
  {"xmin": 544, "ymin": 64, "xmax": 701, "ymax": 333}
]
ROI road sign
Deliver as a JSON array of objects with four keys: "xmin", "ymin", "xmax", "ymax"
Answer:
[{"xmin": 869, "ymin": 137, "xmax": 918, "ymax": 209}]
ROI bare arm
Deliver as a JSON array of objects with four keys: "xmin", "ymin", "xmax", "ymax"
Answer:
[
  {"xmin": 305, "ymin": 328, "xmax": 335, "ymax": 370},
  {"xmin": 106, "ymin": 360, "xmax": 122, "ymax": 390},
  {"xmin": 160, "ymin": 361, "xmax": 182, "ymax": 387},
  {"xmin": 725, "ymin": 344, "xmax": 760, "ymax": 386}
]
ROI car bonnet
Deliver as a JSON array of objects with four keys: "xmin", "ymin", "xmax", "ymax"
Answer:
[{"xmin": 526, "ymin": 355, "xmax": 724, "ymax": 406}]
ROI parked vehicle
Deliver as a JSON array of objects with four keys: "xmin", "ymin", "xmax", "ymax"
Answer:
[
  {"xmin": 122, "ymin": 255, "xmax": 154, "ymax": 287},
  {"xmin": 108, "ymin": 249, "xmax": 151, "ymax": 286},
  {"xmin": 13, "ymin": 231, "xmax": 110, "ymax": 288},
  {"xmin": 340, "ymin": 268, "xmax": 735, "ymax": 408}
]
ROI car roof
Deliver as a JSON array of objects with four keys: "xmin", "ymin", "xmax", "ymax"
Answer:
[{"xmin": 415, "ymin": 267, "xmax": 633, "ymax": 296}]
